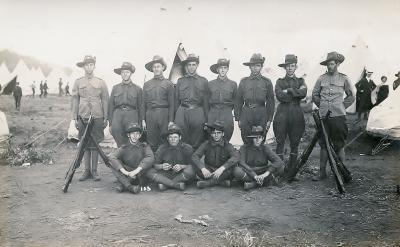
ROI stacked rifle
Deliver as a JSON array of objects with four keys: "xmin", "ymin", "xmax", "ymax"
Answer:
[{"xmin": 292, "ymin": 110, "xmax": 352, "ymax": 193}]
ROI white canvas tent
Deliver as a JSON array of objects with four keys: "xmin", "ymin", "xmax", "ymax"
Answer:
[
  {"xmin": 0, "ymin": 110, "xmax": 10, "ymax": 159},
  {"xmin": 67, "ymin": 120, "xmax": 117, "ymax": 148}
]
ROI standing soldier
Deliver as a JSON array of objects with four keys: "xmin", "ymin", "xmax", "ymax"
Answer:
[
  {"xmin": 143, "ymin": 55, "xmax": 174, "ymax": 151},
  {"xmin": 192, "ymin": 120, "xmax": 239, "ymax": 188},
  {"xmin": 108, "ymin": 62, "xmax": 143, "ymax": 147},
  {"xmin": 312, "ymin": 52, "xmax": 354, "ymax": 181},
  {"xmin": 207, "ymin": 58, "xmax": 237, "ymax": 142},
  {"xmin": 234, "ymin": 126, "xmax": 284, "ymax": 190},
  {"xmin": 273, "ymin": 55, "xmax": 307, "ymax": 180},
  {"xmin": 175, "ymin": 54, "xmax": 209, "ymax": 150},
  {"xmin": 72, "ymin": 55, "xmax": 109, "ymax": 181},
  {"xmin": 108, "ymin": 123, "xmax": 154, "ymax": 193},
  {"xmin": 13, "ymin": 82, "xmax": 22, "ymax": 110},
  {"xmin": 39, "ymin": 81, "xmax": 44, "ymax": 98},
  {"xmin": 146, "ymin": 124, "xmax": 195, "ymax": 191},
  {"xmin": 235, "ymin": 53, "xmax": 275, "ymax": 144},
  {"xmin": 43, "ymin": 80, "xmax": 48, "ymax": 97},
  {"xmin": 31, "ymin": 81, "xmax": 36, "ymax": 98},
  {"xmin": 58, "ymin": 78, "xmax": 63, "ymax": 97},
  {"xmin": 65, "ymin": 82, "xmax": 71, "ymax": 96}
]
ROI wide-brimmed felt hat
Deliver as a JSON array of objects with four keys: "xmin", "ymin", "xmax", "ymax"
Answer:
[
  {"xmin": 76, "ymin": 55, "xmax": 96, "ymax": 68},
  {"xmin": 125, "ymin": 122, "xmax": 142, "ymax": 133},
  {"xmin": 395, "ymin": 71, "xmax": 400, "ymax": 77},
  {"xmin": 145, "ymin": 55, "xmax": 167, "ymax": 72},
  {"xmin": 243, "ymin": 53, "xmax": 265, "ymax": 66},
  {"xmin": 278, "ymin": 54, "xmax": 298, "ymax": 68},
  {"xmin": 114, "ymin": 62, "xmax": 136, "ymax": 75},
  {"xmin": 182, "ymin": 53, "xmax": 200, "ymax": 65},
  {"xmin": 320, "ymin": 52, "xmax": 345, "ymax": 66},
  {"xmin": 247, "ymin": 126, "xmax": 264, "ymax": 138},
  {"xmin": 205, "ymin": 120, "xmax": 225, "ymax": 132},
  {"xmin": 210, "ymin": 58, "xmax": 230, "ymax": 74}
]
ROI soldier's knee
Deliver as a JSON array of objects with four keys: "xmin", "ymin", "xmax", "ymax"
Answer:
[
  {"xmin": 183, "ymin": 165, "xmax": 195, "ymax": 177},
  {"xmin": 145, "ymin": 168, "xmax": 157, "ymax": 180}
]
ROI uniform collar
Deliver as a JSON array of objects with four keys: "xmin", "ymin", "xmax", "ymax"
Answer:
[
  {"xmin": 211, "ymin": 139, "xmax": 225, "ymax": 147},
  {"xmin": 185, "ymin": 73, "xmax": 198, "ymax": 79},
  {"xmin": 85, "ymin": 73, "xmax": 94, "ymax": 79},
  {"xmin": 250, "ymin": 73, "xmax": 262, "ymax": 80},
  {"xmin": 154, "ymin": 74, "xmax": 165, "ymax": 80},
  {"xmin": 217, "ymin": 75, "xmax": 229, "ymax": 82},
  {"xmin": 121, "ymin": 80, "xmax": 134, "ymax": 86},
  {"xmin": 284, "ymin": 74, "xmax": 297, "ymax": 80}
]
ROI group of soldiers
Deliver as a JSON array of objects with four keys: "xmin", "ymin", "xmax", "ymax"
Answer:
[{"xmin": 71, "ymin": 51, "xmax": 355, "ymax": 193}]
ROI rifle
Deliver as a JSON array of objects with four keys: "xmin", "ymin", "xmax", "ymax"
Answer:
[
  {"xmin": 77, "ymin": 116, "xmax": 113, "ymax": 170},
  {"xmin": 316, "ymin": 110, "xmax": 345, "ymax": 193},
  {"xmin": 62, "ymin": 116, "xmax": 95, "ymax": 193}
]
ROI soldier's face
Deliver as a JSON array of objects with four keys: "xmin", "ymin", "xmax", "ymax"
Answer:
[
  {"xmin": 327, "ymin": 61, "xmax": 338, "ymax": 74},
  {"xmin": 127, "ymin": 131, "xmax": 141, "ymax": 144},
  {"xmin": 84, "ymin": 63, "xmax": 95, "ymax": 74},
  {"xmin": 250, "ymin": 64, "xmax": 262, "ymax": 74},
  {"xmin": 152, "ymin": 63, "xmax": 164, "ymax": 76},
  {"xmin": 217, "ymin": 66, "xmax": 229, "ymax": 77},
  {"xmin": 381, "ymin": 77, "xmax": 387, "ymax": 83},
  {"xmin": 253, "ymin": 135, "xmax": 264, "ymax": 146},
  {"xmin": 285, "ymin": 63, "xmax": 297, "ymax": 76},
  {"xmin": 366, "ymin": 72, "xmax": 373, "ymax": 78},
  {"xmin": 168, "ymin": 133, "xmax": 181, "ymax": 146},
  {"xmin": 121, "ymin": 70, "xmax": 132, "ymax": 81},
  {"xmin": 186, "ymin": 62, "xmax": 198, "ymax": 75},
  {"xmin": 211, "ymin": 130, "xmax": 224, "ymax": 142}
]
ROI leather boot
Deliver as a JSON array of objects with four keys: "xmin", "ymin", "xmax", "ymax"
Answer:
[
  {"xmin": 153, "ymin": 174, "xmax": 181, "ymax": 190},
  {"xmin": 287, "ymin": 153, "xmax": 299, "ymax": 182},
  {"xmin": 244, "ymin": 182, "xmax": 257, "ymax": 190},
  {"xmin": 79, "ymin": 151, "xmax": 92, "ymax": 181},
  {"xmin": 91, "ymin": 150, "xmax": 100, "ymax": 181}
]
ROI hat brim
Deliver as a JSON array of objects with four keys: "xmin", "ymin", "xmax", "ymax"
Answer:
[
  {"xmin": 126, "ymin": 128, "xmax": 142, "ymax": 134},
  {"xmin": 161, "ymin": 130, "xmax": 182, "ymax": 139},
  {"xmin": 205, "ymin": 123, "xmax": 224, "ymax": 132},
  {"xmin": 210, "ymin": 62, "xmax": 230, "ymax": 74},
  {"xmin": 114, "ymin": 67, "xmax": 135, "ymax": 75},
  {"xmin": 76, "ymin": 59, "xmax": 96, "ymax": 68},
  {"xmin": 320, "ymin": 57, "xmax": 345, "ymax": 66},
  {"xmin": 145, "ymin": 60, "xmax": 167, "ymax": 72},
  {"xmin": 243, "ymin": 58, "xmax": 265, "ymax": 66},
  {"xmin": 278, "ymin": 62, "xmax": 297, "ymax": 68},
  {"xmin": 395, "ymin": 73, "xmax": 400, "ymax": 77}
]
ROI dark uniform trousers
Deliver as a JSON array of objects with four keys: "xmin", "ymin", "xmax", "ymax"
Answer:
[
  {"xmin": 208, "ymin": 106, "xmax": 234, "ymax": 142},
  {"xmin": 239, "ymin": 105, "xmax": 268, "ymax": 143},
  {"xmin": 175, "ymin": 106, "xmax": 205, "ymax": 150},
  {"xmin": 111, "ymin": 108, "xmax": 139, "ymax": 147},
  {"xmin": 145, "ymin": 107, "xmax": 169, "ymax": 151}
]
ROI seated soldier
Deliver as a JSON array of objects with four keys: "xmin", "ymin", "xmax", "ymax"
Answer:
[
  {"xmin": 109, "ymin": 123, "xmax": 154, "ymax": 193},
  {"xmin": 192, "ymin": 120, "xmax": 239, "ymax": 188},
  {"xmin": 146, "ymin": 124, "xmax": 195, "ymax": 191},
  {"xmin": 234, "ymin": 126, "xmax": 285, "ymax": 190}
]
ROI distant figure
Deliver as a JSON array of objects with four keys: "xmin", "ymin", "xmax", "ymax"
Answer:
[
  {"xmin": 372, "ymin": 76, "xmax": 389, "ymax": 106},
  {"xmin": 394, "ymin": 71, "xmax": 400, "ymax": 91},
  {"xmin": 13, "ymin": 82, "xmax": 22, "ymax": 110},
  {"xmin": 65, "ymin": 82, "xmax": 71, "ymax": 96},
  {"xmin": 0, "ymin": 84, "xmax": 2, "ymax": 94},
  {"xmin": 31, "ymin": 81, "xmax": 36, "ymax": 98},
  {"xmin": 58, "ymin": 78, "xmax": 63, "ymax": 97},
  {"xmin": 43, "ymin": 80, "xmax": 48, "ymax": 97},
  {"xmin": 39, "ymin": 81, "xmax": 44, "ymax": 97},
  {"xmin": 355, "ymin": 69, "xmax": 376, "ymax": 120}
]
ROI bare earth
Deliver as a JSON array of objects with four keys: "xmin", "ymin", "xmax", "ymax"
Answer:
[{"xmin": 0, "ymin": 95, "xmax": 399, "ymax": 247}]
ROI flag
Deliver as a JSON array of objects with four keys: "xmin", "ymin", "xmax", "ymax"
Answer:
[{"xmin": 168, "ymin": 43, "xmax": 187, "ymax": 84}]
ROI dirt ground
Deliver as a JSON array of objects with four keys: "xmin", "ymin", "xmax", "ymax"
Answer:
[{"xmin": 0, "ymin": 95, "xmax": 399, "ymax": 247}]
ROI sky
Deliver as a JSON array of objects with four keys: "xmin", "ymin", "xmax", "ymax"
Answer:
[{"xmin": 0, "ymin": 0, "xmax": 399, "ymax": 87}]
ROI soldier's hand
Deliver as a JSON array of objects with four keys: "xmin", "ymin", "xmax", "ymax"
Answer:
[
  {"xmin": 213, "ymin": 166, "xmax": 225, "ymax": 179},
  {"xmin": 128, "ymin": 167, "xmax": 142, "ymax": 178},
  {"xmin": 201, "ymin": 168, "xmax": 212, "ymax": 179},
  {"xmin": 172, "ymin": 164, "xmax": 183, "ymax": 173},
  {"xmin": 168, "ymin": 122, "xmax": 174, "ymax": 128},
  {"xmin": 120, "ymin": 168, "xmax": 129, "ymax": 176},
  {"xmin": 142, "ymin": 120, "xmax": 147, "ymax": 131},
  {"xmin": 283, "ymin": 89, "xmax": 288, "ymax": 93},
  {"xmin": 162, "ymin": 163, "xmax": 172, "ymax": 170},
  {"xmin": 254, "ymin": 175, "xmax": 264, "ymax": 185}
]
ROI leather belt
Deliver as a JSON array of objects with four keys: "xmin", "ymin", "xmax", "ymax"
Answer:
[
  {"xmin": 244, "ymin": 102, "xmax": 264, "ymax": 108},
  {"xmin": 117, "ymin": 105, "xmax": 137, "ymax": 110},
  {"xmin": 180, "ymin": 102, "xmax": 200, "ymax": 109},
  {"xmin": 211, "ymin": 103, "xmax": 233, "ymax": 109},
  {"xmin": 147, "ymin": 105, "xmax": 169, "ymax": 109}
]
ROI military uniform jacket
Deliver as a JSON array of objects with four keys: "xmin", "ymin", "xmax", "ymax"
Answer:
[
  {"xmin": 275, "ymin": 75, "xmax": 307, "ymax": 104},
  {"xmin": 143, "ymin": 76, "xmax": 175, "ymax": 122},
  {"xmin": 175, "ymin": 74, "xmax": 209, "ymax": 116},
  {"xmin": 208, "ymin": 77, "xmax": 237, "ymax": 108},
  {"xmin": 109, "ymin": 142, "xmax": 154, "ymax": 171},
  {"xmin": 154, "ymin": 142, "xmax": 193, "ymax": 166},
  {"xmin": 71, "ymin": 74, "xmax": 109, "ymax": 120},
  {"xmin": 192, "ymin": 140, "xmax": 239, "ymax": 170}
]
